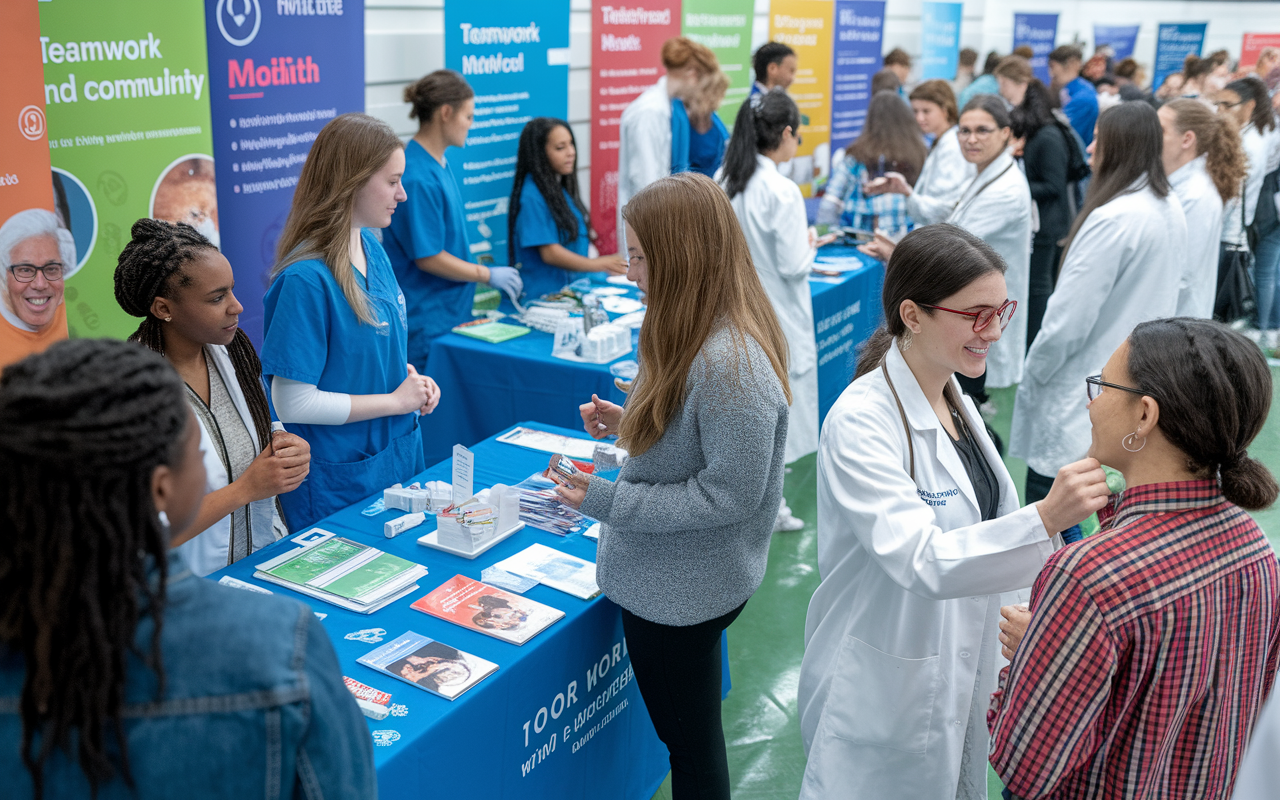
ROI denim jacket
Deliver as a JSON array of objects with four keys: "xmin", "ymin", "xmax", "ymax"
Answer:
[{"xmin": 0, "ymin": 556, "xmax": 376, "ymax": 799}]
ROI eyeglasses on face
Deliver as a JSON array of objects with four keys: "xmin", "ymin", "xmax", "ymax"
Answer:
[
  {"xmin": 1215, "ymin": 99, "xmax": 1244, "ymax": 110},
  {"xmin": 1085, "ymin": 374, "xmax": 1148, "ymax": 402},
  {"xmin": 917, "ymin": 299, "xmax": 1016, "ymax": 332},
  {"xmin": 957, "ymin": 126, "xmax": 1000, "ymax": 138},
  {"xmin": 8, "ymin": 261, "xmax": 65, "ymax": 282}
]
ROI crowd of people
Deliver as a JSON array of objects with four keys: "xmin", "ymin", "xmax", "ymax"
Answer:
[{"xmin": 3, "ymin": 29, "xmax": 1280, "ymax": 800}]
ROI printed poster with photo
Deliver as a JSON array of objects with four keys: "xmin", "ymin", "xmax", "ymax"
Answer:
[{"xmin": 38, "ymin": 0, "xmax": 215, "ymax": 340}]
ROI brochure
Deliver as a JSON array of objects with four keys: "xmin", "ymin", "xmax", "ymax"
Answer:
[
  {"xmin": 357, "ymin": 631, "xmax": 497, "ymax": 701},
  {"xmin": 452, "ymin": 319, "xmax": 531, "ymax": 343},
  {"xmin": 493, "ymin": 543, "xmax": 601, "ymax": 600},
  {"xmin": 496, "ymin": 426, "xmax": 598, "ymax": 460},
  {"xmin": 343, "ymin": 676, "xmax": 392, "ymax": 720},
  {"xmin": 412, "ymin": 575, "xmax": 564, "ymax": 646},
  {"xmin": 254, "ymin": 531, "xmax": 427, "ymax": 613}
]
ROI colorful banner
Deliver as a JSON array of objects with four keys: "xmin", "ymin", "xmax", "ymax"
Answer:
[
  {"xmin": 830, "ymin": 0, "xmax": 884, "ymax": 150},
  {"xmin": 1093, "ymin": 24, "xmax": 1140, "ymax": 61},
  {"xmin": 1153, "ymin": 23, "xmax": 1207, "ymax": 93},
  {"xmin": 2, "ymin": 0, "xmax": 56, "ymax": 227},
  {"xmin": 1014, "ymin": 13, "xmax": 1058, "ymax": 85},
  {"xmin": 38, "ymin": 0, "xmax": 215, "ymax": 340},
  {"xmin": 771, "ymin": 0, "xmax": 834, "ymax": 197},
  {"xmin": 590, "ymin": 2, "xmax": 682, "ymax": 254},
  {"xmin": 920, "ymin": 2, "xmax": 962, "ymax": 81},
  {"xmin": 1242, "ymin": 33, "xmax": 1280, "ymax": 70},
  {"xmin": 204, "ymin": 0, "xmax": 365, "ymax": 345},
  {"xmin": 682, "ymin": 0, "xmax": 753, "ymax": 128},
  {"xmin": 445, "ymin": 1, "xmax": 571, "ymax": 266}
]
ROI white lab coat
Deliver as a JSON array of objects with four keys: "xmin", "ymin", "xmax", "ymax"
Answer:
[
  {"xmin": 1010, "ymin": 179, "xmax": 1187, "ymax": 477},
  {"xmin": 946, "ymin": 150, "xmax": 1033, "ymax": 388},
  {"xmin": 799, "ymin": 342, "xmax": 1055, "ymax": 800},
  {"xmin": 1170, "ymin": 155, "xmax": 1224, "ymax": 318},
  {"xmin": 906, "ymin": 126, "xmax": 977, "ymax": 225},
  {"xmin": 722, "ymin": 154, "xmax": 819, "ymax": 462},
  {"xmin": 616, "ymin": 77, "xmax": 672, "ymax": 248},
  {"xmin": 1223, "ymin": 123, "xmax": 1270, "ymax": 246},
  {"xmin": 176, "ymin": 344, "xmax": 278, "ymax": 577}
]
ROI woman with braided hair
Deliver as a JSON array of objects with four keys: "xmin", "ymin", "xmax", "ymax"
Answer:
[
  {"xmin": 0, "ymin": 339, "xmax": 374, "ymax": 799},
  {"xmin": 113, "ymin": 217, "xmax": 310, "ymax": 577}
]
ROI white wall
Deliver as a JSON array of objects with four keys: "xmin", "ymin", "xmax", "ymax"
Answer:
[{"xmin": 364, "ymin": 0, "xmax": 1280, "ymax": 212}]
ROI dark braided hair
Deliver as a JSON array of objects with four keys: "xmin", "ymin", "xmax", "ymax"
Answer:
[
  {"xmin": 114, "ymin": 218, "xmax": 273, "ymax": 452},
  {"xmin": 507, "ymin": 118, "xmax": 592, "ymax": 266},
  {"xmin": 0, "ymin": 339, "xmax": 189, "ymax": 798}
]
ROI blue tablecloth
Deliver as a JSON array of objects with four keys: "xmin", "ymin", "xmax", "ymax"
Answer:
[
  {"xmin": 211, "ymin": 421, "xmax": 728, "ymax": 799},
  {"xmin": 420, "ymin": 249, "xmax": 884, "ymax": 465}
]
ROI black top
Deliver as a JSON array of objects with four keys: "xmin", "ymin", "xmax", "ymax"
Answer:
[
  {"xmin": 1022, "ymin": 123, "xmax": 1072, "ymax": 244},
  {"xmin": 948, "ymin": 408, "xmax": 1001, "ymax": 521}
]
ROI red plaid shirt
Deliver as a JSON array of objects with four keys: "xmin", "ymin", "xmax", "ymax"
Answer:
[{"xmin": 987, "ymin": 480, "xmax": 1280, "ymax": 799}]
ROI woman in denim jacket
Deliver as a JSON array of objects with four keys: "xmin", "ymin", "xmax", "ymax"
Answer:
[{"xmin": 0, "ymin": 339, "xmax": 375, "ymax": 800}]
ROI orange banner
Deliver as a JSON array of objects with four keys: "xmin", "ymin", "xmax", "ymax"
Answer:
[{"xmin": 1, "ymin": 0, "xmax": 55, "ymax": 222}]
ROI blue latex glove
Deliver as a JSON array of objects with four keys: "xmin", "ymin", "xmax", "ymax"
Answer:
[{"xmin": 486, "ymin": 266, "xmax": 523, "ymax": 298}]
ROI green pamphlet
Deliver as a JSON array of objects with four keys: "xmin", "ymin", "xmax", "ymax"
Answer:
[
  {"xmin": 320, "ymin": 552, "xmax": 421, "ymax": 601},
  {"xmin": 452, "ymin": 321, "xmax": 531, "ymax": 343},
  {"xmin": 264, "ymin": 539, "xmax": 365, "ymax": 585}
]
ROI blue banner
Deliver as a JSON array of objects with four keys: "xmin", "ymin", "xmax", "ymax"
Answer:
[
  {"xmin": 444, "ymin": 0, "xmax": 571, "ymax": 266},
  {"xmin": 204, "ymin": 0, "xmax": 365, "ymax": 345},
  {"xmin": 831, "ymin": 0, "xmax": 884, "ymax": 150},
  {"xmin": 920, "ymin": 2, "xmax": 962, "ymax": 81},
  {"xmin": 1014, "ymin": 13, "xmax": 1058, "ymax": 85},
  {"xmin": 1154, "ymin": 23, "xmax": 1207, "ymax": 93},
  {"xmin": 1093, "ymin": 24, "xmax": 1140, "ymax": 61}
]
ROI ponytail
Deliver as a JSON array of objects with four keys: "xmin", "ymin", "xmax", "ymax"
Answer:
[
  {"xmin": 1163, "ymin": 99, "xmax": 1245, "ymax": 203},
  {"xmin": 1221, "ymin": 455, "xmax": 1280, "ymax": 511},
  {"xmin": 853, "ymin": 327, "xmax": 894, "ymax": 380},
  {"xmin": 720, "ymin": 89, "xmax": 800, "ymax": 199}
]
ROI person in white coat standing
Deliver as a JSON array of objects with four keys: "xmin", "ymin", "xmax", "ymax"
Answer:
[
  {"xmin": 616, "ymin": 37, "xmax": 719, "ymax": 247},
  {"xmin": 1158, "ymin": 99, "xmax": 1244, "ymax": 319},
  {"xmin": 798, "ymin": 224, "xmax": 1109, "ymax": 800},
  {"xmin": 898, "ymin": 79, "xmax": 976, "ymax": 225},
  {"xmin": 1011, "ymin": 101, "xmax": 1188, "ymax": 503},
  {"xmin": 864, "ymin": 95, "xmax": 1033, "ymax": 396}
]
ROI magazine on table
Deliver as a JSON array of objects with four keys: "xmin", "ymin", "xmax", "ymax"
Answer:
[
  {"xmin": 357, "ymin": 631, "xmax": 497, "ymax": 701},
  {"xmin": 253, "ymin": 529, "xmax": 427, "ymax": 613},
  {"xmin": 492, "ymin": 543, "xmax": 600, "ymax": 600},
  {"xmin": 412, "ymin": 575, "xmax": 564, "ymax": 645}
]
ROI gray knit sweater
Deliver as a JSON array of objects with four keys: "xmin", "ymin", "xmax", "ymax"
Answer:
[{"xmin": 579, "ymin": 326, "xmax": 789, "ymax": 626}]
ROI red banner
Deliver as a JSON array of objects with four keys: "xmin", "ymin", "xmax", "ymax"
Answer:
[
  {"xmin": 1242, "ymin": 33, "xmax": 1280, "ymax": 70},
  {"xmin": 590, "ymin": 2, "xmax": 682, "ymax": 254},
  {"xmin": 1, "ymin": 0, "xmax": 54, "ymax": 223}
]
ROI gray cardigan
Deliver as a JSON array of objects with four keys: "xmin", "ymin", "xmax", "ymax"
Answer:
[{"xmin": 579, "ymin": 326, "xmax": 789, "ymax": 626}]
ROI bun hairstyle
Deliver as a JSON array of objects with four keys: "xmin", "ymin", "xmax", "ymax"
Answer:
[
  {"xmin": 855, "ymin": 224, "xmax": 1007, "ymax": 382},
  {"xmin": 1162, "ymin": 99, "xmax": 1246, "ymax": 203},
  {"xmin": 1126, "ymin": 318, "xmax": 1279, "ymax": 510},
  {"xmin": 404, "ymin": 69, "xmax": 475, "ymax": 122},
  {"xmin": 1182, "ymin": 54, "xmax": 1215, "ymax": 82},
  {"xmin": 661, "ymin": 36, "xmax": 719, "ymax": 76},
  {"xmin": 721, "ymin": 89, "xmax": 800, "ymax": 198}
]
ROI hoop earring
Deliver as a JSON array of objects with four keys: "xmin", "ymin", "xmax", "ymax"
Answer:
[
  {"xmin": 900, "ymin": 330, "xmax": 914, "ymax": 351},
  {"xmin": 1122, "ymin": 432, "xmax": 1146, "ymax": 452}
]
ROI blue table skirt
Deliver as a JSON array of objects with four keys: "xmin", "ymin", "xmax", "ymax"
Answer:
[
  {"xmin": 211, "ymin": 421, "xmax": 728, "ymax": 799},
  {"xmin": 421, "ymin": 249, "xmax": 884, "ymax": 465}
]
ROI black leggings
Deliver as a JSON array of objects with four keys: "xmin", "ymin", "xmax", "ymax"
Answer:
[
  {"xmin": 1025, "ymin": 467, "xmax": 1054, "ymax": 503},
  {"xmin": 1026, "ymin": 240, "xmax": 1061, "ymax": 350},
  {"xmin": 621, "ymin": 601, "xmax": 746, "ymax": 800}
]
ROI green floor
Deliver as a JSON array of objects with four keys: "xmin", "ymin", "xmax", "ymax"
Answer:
[{"xmin": 650, "ymin": 373, "xmax": 1280, "ymax": 800}]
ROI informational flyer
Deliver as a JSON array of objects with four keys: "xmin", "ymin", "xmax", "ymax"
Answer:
[
  {"xmin": 681, "ymin": 0, "xmax": 754, "ymax": 127},
  {"xmin": 1014, "ymin": 13, "xmax": 1059, "ymax": 85},
  {"xmin": 203, "ymin": 0, "xmax": 365, "ymax": 345},
  {"xmin": 920, "ymin": 2, "xmax": 963, "ymax": 81},
  {"xmin": 590, "ymin": 1, "xmax": 682, "ymax": 254},
  {"xmin": 830, "ymin": 0, "xmax": 884, "ymax": 151},
  {"xmin": 1093, "ymin": 24, "xmax": 1140, "ymax": 61},
  {"xmin": 38, "ymin": 0, "xmax": 215, "ymax": 340},
  {"xmin": 2, "ymin": 0, "xmax": 55, "ymax": 225},
  {"xmin": 444, "ymin": 0, "xmax": 571, "ymax": 266},
  {"xmin": 770, "ymin": 0, "xmax": 834, "ymax": 197},
  {"xmin": 1153, "ymin": 23, "xmax": 1207, "ymax": 93}
]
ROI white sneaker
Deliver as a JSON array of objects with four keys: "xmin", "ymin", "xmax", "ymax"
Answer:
[
  {"xmin": 774, "ymin": 512, "xmax": 805, "ymax": 532},
  {"xmin": 1266, "ymin": 330, "xmax": 1280, "ymax": 351},
  {"xmin": 1243, "ymin": 327, "xmax": 1264, "ymax": 343}
]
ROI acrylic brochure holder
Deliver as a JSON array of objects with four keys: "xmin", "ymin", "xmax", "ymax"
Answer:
[{"xmin": 418, "ymin": 483, "xmax": 525, "ymax": 559}]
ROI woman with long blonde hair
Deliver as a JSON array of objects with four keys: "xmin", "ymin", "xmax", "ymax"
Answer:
[
  {"xmin": 260, "ymin": 113, "xmax": 440, "ymax": 528},
  {"xmin": 550, "ymin": 172, "xmax": 790, "ymax": 800}
]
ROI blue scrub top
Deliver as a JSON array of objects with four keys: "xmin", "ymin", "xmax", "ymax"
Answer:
[
  {"xmin": 514, "ymin": 174, "xmax": 590, "ymax": 300},
  {"xmin": 261, "ymin": 229, "xmax": 425, "ymax": 529},
  {"xmin": 382, "ymin": 140, "xmax": 474, "ymax": 370},
  {"xmin": 689, "ymin": 113, "xmax": 728, "ymax": 178}
]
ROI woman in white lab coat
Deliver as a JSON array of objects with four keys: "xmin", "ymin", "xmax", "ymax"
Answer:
[
  {"xmin": 1011, "ymin": 101, "xmax": 1188, "ymax": 503},
  {"xmin": 900, "ymin": 79, "xmax": 976, "ymax": 224},
  {"xmin": 616, "ymin": 37, "xmax": 719, "ymax": 245},
  {"xmin": 798, "ymin": 223, "xmax": 1109, "ymax": 800},
  {"xmin": 1158, "ymin": 99, "xmax": 1243, "ymax": 319},
  {"xmin": 865, "ymin": 95, "xmax": 1032, "ymax": 392}
]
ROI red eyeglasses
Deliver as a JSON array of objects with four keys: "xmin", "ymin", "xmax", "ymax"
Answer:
[{"xmin": 917, "ymin": 299, "xmax": 1017, "ymax": 332}]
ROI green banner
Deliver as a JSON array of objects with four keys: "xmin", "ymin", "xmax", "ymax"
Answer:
[
  {"xmin": 682, "ymin": 0, "xmax": 755, "ymax": 126},
  {"xmin": 39, "ymin": 0, "xmax": 214, "ymax": 340}
]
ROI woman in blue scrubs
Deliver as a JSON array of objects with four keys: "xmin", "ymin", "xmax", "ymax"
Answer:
[
  {"xmin": 383, "ymin": 70, "xmax": 524, "ymax": 370},
  {"xmin": 262, "ymin": 113, "xmax": 440, "ymax": 529},
  {"xmin": 508, "ymin": 118, "xmax": 628, "ymax": 299}
]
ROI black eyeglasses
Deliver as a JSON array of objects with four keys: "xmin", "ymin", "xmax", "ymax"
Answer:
[
  {"xmin": 9, "ymin": 262, "xmax": 65, "ymax": 282},
  {"xmin": 918, "ymin": 299, "xmax": 1016, "ymax": 332},
  {"xmin": 1215, "ymin": 99, "xmax": 1244, "ymax": 110},
  {"xmin": 1085, "ymin": 374, "xmax": 1148, "ymax": 402}
]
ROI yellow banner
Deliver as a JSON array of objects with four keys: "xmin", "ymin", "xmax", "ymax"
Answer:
[{"xmin": 769, "ymin": 0, "xmax": 833, "ymax": 197}]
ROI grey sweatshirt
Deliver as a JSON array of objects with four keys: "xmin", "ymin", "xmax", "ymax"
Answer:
[{"xmin": 579, "ymin": 326, "xmax": 789, "ymax": 626}]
